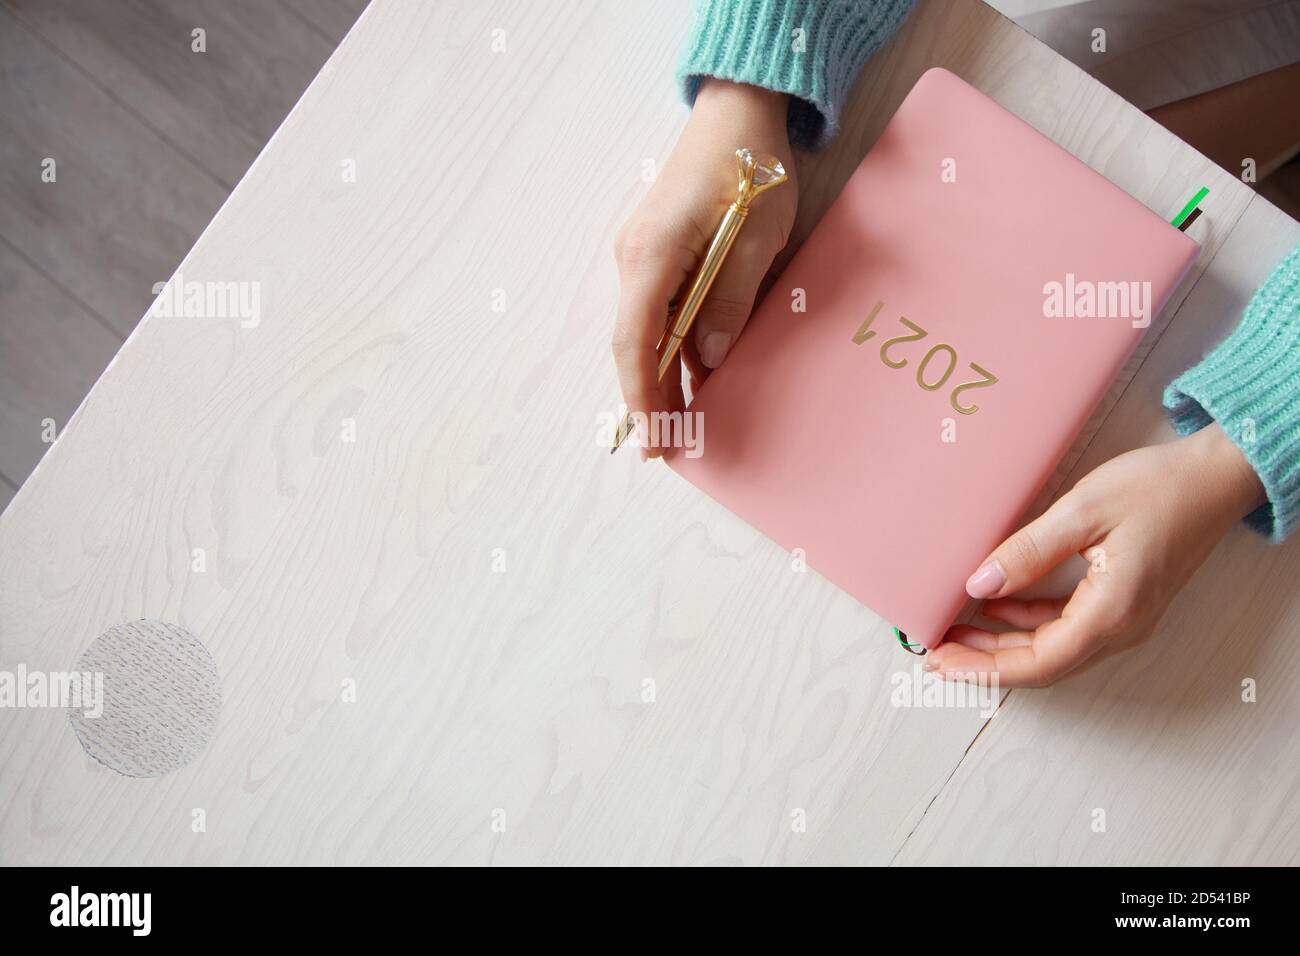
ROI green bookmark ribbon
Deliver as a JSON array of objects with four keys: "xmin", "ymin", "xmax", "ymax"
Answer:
[
  {"xmin": 1171, "ymin": 187, "xmax": 1209, "ymax": 228},
  {"xmin": 894, "ymin": 626, "xmax": 926, "ymax": 656}
]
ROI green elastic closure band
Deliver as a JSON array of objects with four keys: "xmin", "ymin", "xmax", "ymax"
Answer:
[{"xmin": 1171, "ymin": 187, "xmax": 1209, "ymax": 228}]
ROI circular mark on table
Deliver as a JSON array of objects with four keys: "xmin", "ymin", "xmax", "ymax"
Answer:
[{"xmin": 68, "ymin": 620, "xmax": 222, "ymax": 778}]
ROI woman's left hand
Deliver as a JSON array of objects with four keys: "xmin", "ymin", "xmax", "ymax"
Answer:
[{"xmin": 927, "ymin": 422, "xmax": 1265, "ymax": 687}]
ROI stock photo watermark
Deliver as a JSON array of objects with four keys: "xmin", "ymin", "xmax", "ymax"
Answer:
[
  {"xmin": 1042, "ymin": 274, "xmax": 1153, "ymax": 329},
  {"xmin": 890, "ymin": 659, "xmax": 999, "ymax": 718},
  {"xmin": 50, "ymin": 886, "xmax": 151, "ymax": 936},
  {"xmin": 596, "ymin": 408, "xmax": 705, "ymax": 457},
  {"xmin": 0, "ymin": 665, "xmax": 103, "ymax": 718},
  {"xmin": 149, "ymin": 272, "xmax": 262, "ymax": 328}
]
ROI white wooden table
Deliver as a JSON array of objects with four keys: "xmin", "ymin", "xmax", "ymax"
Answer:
[{"xmin": 1, "ymin": 0, "xmax": 1297, "ymax": 865}]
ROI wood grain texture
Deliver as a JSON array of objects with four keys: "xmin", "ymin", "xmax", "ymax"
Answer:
[{"xmin": 0, "ymin": 0, "xmax": 1295, "ymax": 865}]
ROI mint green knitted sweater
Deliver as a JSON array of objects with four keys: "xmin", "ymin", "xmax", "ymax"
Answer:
[{"xmin": 678, "ymin": 0, "xmax": 1300, "ymax": 541}]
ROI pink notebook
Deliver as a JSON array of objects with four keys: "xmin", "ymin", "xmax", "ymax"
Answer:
[{"xmin": 668, "ymin": 68, "xmax": 1199, "ymax": 649}]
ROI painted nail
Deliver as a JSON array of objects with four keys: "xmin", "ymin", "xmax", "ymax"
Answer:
[
  {"xmin": 699, "ymin": 331, "xmax": 734, "ymax": 369},
  {"xmin": 965, "ymin": 560, "xmax": 1006, "ymax": 599}
]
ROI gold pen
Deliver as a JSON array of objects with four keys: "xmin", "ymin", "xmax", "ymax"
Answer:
[{"xmin": 611, "ymin": 148, "xmax": 789, "ymax": 453}]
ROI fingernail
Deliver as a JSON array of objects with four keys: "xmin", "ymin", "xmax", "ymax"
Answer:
[
  {"xmin": 699, "ymin": 331, "xmax": 733, "ymax": 369},
  {"xmin": 965, "ymin": 560, "xmax": 1006, "ymax": 599},
  {"xmin": 639, "ymin": 447, "xmax": 648, "ymax": 463},
  {"xmin": 923, "ymin": 660, "xmax": 938, "ymax": 673}
]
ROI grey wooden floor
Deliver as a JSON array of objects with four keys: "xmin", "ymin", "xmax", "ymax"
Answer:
[{"xmin": 0, "ymin": 0, "xmax": 368, "ymax": 512}]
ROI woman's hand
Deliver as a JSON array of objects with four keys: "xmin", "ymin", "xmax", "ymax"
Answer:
[
  {"xmin": 611, "ymin": 79, "xmax": 797, "ymax": 459},
  {"xmin": 928, "ymin": 423, "xmax": 1266, "ymax": 687}
]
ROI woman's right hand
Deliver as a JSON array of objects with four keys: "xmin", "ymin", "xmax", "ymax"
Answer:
[{"xmin": 611, "ymin": 78, "xmax": 798, "ymax": 459}]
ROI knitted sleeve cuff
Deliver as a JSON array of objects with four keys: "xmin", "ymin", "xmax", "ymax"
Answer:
[
  {"xmin": 676, "ymin": 0, "xmax": 917, "ymax": 149},
  {"xmin": 1163, "ymin": 242, "xmax": 1300, "ymax": 542}
]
